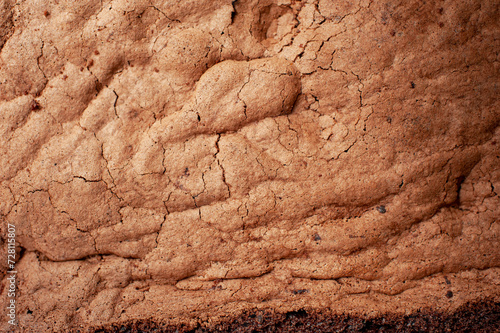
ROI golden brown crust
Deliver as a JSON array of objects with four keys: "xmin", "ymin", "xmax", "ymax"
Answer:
[{"xmin": 0, "ymin": 0, "xmax": 499, "ymax": 331}]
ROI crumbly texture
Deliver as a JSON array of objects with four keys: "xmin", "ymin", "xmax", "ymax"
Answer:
[
  {"xmin": 96, "ymin": 299, "xmax": 500, "ymax": 332},
  {"xmin": 0, "ymin": 0, "xmax": 499, "ymax": 332}
]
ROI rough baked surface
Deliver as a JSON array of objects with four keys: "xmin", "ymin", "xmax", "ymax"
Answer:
[
  {"xmin": 0, "ymin": 0, "xmax": 499, "ymax": 331},
  {"xmin": 95, "ymin": 299, "xmax": 500, "ymax": 332}
]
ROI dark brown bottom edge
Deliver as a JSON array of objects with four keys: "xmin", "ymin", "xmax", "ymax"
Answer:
[{"xmin": 91, "ymin": 299, "xmax": 500, "ymax": 333}]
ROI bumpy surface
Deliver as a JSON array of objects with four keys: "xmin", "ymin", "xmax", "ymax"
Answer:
[
  {"xmin": 96, "ymin": 299, "xmax": 500, "ymax": 332},
  {"xmin": 0, "ymin": 0, "xmax": 499, "ymax": 332}
]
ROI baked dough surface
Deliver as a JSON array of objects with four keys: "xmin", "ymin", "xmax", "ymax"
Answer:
[{"xmin": 0, "ymin": 0, "xmax": 498, "ymax": 331}]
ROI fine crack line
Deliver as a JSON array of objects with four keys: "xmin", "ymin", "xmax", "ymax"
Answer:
[{"xmin": 214, "ymin": 134, "xmax": 231, "ymax": 198}]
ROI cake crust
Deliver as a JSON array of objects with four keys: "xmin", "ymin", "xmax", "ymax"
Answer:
[{"xmin": 0, "ymin": 0, "xmax": 499, "ymax": 331}]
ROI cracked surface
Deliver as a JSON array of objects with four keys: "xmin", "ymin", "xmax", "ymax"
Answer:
[{"xmin": 0, "ymin": 0, "xmax": 499, "ymax": 331}]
